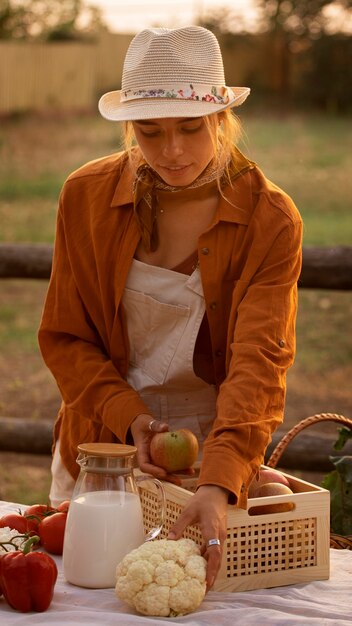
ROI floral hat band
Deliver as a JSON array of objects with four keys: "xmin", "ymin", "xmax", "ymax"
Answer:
[
  {"xmin": 121, "ymin": 84, "xmax": 233, "ymax": 105},
  {"xmin": 98, "ymin": 26, "xmax": 250, "ymax": 121}
]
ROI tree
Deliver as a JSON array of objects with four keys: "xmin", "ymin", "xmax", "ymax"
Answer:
[
  {"xmin": 201, "ymin": 1, "xmax": 352, "ymax": 103},
  {"xmin": 253, "ymin": 1, "xmax": 352, "ymax": 99},
  {"xmin": 200, "ymin": 1, "xmax": 352, "ymax": 37},
  {"xmin": 0, "ymin": 0, "xmax": 106, "ymax": 40},
  {"xmin": 254, "ymin": 0, "xmax": 352, "ymax": 38}
]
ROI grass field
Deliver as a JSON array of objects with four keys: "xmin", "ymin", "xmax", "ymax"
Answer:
[{"xmin": 0, "ymin": 110, "xmax": 351, "ymax": 503}]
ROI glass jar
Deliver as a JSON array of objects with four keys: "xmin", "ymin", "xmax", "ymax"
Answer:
[{"xmin": 62, "ymin": 442, "xmax": 165, "ymax": 588}]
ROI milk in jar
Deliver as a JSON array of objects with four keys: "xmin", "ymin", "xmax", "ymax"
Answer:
[{"xmin": 63, "ymin": 490, "xmax": 145, "ymax": 588}]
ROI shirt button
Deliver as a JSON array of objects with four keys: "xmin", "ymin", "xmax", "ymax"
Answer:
[
  {"xmin": 278, "ymin": 339, "xmax": 286, "ymax": 348},
  {"xmin": 215, "ymin": 350, "xmax": 223, "ymax": 357},
  {"xmin": 201, "ymin": 247, "xmax": 209, "ymax": 255},
  {"xmin": 209, "ymin": 302, "xmax": 217, "ymax": 310}
]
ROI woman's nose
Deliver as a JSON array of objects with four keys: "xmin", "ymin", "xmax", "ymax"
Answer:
[{"xmin": 162, "ymin": 133, "xmax": 184, "ymax": 158}]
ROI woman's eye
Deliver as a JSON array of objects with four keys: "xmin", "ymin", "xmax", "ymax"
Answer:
[
  {"xmin": 140, "ymin": 129, "xmax": 160, "ymax": 137},
  {"xmin": 137, "ymin": 122, "xmax": 202, "ymax": 137},
  {"xmin": 181, "ymin": 124, "xmax": 202, "ymax": 133}
]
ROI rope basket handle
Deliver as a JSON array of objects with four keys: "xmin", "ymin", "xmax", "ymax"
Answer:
[{"xmin": 267, "ymin": 412, "xmax": 352, "ymax": 469}]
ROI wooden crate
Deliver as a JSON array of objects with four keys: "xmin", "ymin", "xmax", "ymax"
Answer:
[{"xmin": 139, "ymin": 467, "xmax": 330, "ymax": 592}]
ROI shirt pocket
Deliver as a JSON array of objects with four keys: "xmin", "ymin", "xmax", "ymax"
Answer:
[{"xmin": 122, "ymin": 288, "xmax": 190, "ymax": 385}]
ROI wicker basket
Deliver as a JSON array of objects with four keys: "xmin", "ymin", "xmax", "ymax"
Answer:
[
  {"xmin": 266, "ymin": 412, "xmax": 352, "ymax": 551},
  {"xmin": 139, "ymin": 416, "xmax": 336, "ymax": 591}
]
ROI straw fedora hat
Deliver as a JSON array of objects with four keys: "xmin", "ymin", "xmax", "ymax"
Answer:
[{"xmin": 98, "ymin": 26, "xmax": 250, "ymax": 121}]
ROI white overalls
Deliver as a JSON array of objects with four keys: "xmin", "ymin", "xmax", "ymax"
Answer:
[
  {"xmin": 49, "ymin": 258, "xmax": 217, "ymax": 505},
  {"xmin": 122, "ymin": 259, "xmax": 217, "ymax": 455}
]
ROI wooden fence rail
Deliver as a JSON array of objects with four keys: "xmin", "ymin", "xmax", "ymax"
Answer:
[
  {"xmin": 0, "ymin": 416, "xmax": 351, "ymax": 471},
  {"xmin": 1, "ymin": 243, "xmax": 351, "ymax": 463},
  {"xmin": 1, "ymin": 243, "xmax": 352, "ymax": 289}
]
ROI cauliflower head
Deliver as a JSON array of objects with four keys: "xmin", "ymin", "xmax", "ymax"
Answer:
[{"xmin": 115, "ymin": 538, "xmax": 207, "ymax": 617}]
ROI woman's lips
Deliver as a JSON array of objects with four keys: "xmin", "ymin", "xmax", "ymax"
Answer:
[{"xmin": 159, "ymin": 164, "xmax": 191, "ymax": 176}]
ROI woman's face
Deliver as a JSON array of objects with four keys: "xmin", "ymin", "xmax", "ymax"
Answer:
[{"xmin": 132, "ymin": 116, "xmax": 216, "ymax": 186}]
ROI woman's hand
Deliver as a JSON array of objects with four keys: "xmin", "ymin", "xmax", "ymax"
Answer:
[
  {"xmin": 167, "ymin": 484, "xmax": 229, "ymax": 590},
  {"xmin": 130, "ymin": 414, "xmax": 190, "ymax": 486}
]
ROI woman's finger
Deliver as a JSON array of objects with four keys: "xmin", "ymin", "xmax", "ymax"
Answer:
[
  {"xmin": 138, "ymin": 460, "xmax": 184, "ymax": 485},
  {"xmin": 204, "ymin": 542, "xmax": 223, "ymax": 590}
]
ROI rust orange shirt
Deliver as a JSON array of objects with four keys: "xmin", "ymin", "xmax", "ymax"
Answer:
[{"xmin": 38, "ymin": 148, "xmax": 302, "ymax": 508}]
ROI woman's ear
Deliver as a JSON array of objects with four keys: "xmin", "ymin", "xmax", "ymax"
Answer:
[{"xmin": 217, "ymin": 112, "xmax": 225, "ymax": 125}]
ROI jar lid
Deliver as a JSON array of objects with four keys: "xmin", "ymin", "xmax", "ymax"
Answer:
[{"xmin": 77, "ymin": 443, "xmax": 137, "ymax": 457}]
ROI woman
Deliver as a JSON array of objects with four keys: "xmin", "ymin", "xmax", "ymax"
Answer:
[{"xmin": 38, "ymin": 26, "xmax": 302, "ymax": 588}]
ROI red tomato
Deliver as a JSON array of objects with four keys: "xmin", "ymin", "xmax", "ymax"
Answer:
[
  {"xmin": 38, "ymin": 512, "xmax": 67, "ymax": 555},
  {"xmin": 23, "ymin": 504, "xmax": 55, "ymax": 533},
  {"xmin": 0, "ymin": 513, "xmax": 28, "ymax": 534},
  {"xmin": 56, "ymin": 500, "xmax": 70, "ymax": 513}
]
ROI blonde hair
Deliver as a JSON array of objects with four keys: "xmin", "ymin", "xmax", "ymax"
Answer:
[
  {"xmin": 203, "ymin": 110, "xmax": 242, "ymax": 188},
  {"xmin": 122, "ymin": 110, "xmax": 242, "ymax": 189}
]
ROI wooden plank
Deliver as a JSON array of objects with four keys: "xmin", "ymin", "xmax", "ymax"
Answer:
[
  {"xmin": 1, "ymin": 243, "xmax": 352, "ymax": 289},
  {"xmin": 0, "ymin": 417, "xmax": 53, "ymax": 455},
  {"xmin": 299, "ymin": 246, "xmax": 352, "ymax": 290},
  {"xmin": 0, "ymin": 243, "xmax": 53, "ymax": 279},
  {"xmin": 0, "ymin": 417, "xmax": 351, "ymax": 471}
]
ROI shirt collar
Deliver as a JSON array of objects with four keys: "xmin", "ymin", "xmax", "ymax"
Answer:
[
  {"xmin": 110, "ymin": 156, "xmax": 135, "ymax": 207},
  {"xmin": 216, "ymin": 178, "xmax": 255, "ymax": 225},
  {"xmin": 110, "ymin": 147, "xmax": 256, "ymax": 226}
]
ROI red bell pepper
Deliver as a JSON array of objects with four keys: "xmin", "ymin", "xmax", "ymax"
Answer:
[{"xmin": 0, "ymin": 536, "xmax": 57, "ymax": 612}]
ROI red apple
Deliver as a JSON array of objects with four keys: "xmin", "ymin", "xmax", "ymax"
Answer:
[
  {"xmin": 150, "ymin": 429, "xmax": 199, "ymax": 472},
  {"xmin": 248, "ymin": 467, "xmax": 290, "ymax": 498}
]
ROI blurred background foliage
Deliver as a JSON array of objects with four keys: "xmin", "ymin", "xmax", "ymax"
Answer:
[
  {"xmin": 0, "ymin": 0, "xmax": 351, "ymax": 502},
  {"xmin": 0, "ymin": 0, "xmax": 351, "ymax": 420},
  {"xmin": 0, "ymin": 0, "xmax": 106, "ymax": 40},
  {"xmin": 1, "ymin": 0, "xmax": 352, "ymax": 112}
]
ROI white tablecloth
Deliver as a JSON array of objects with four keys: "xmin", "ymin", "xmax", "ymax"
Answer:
[{"xmin": 1, "ymin": 500, "xmax": 351, "ymax": 625}]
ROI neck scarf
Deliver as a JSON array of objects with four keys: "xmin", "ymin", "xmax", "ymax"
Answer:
[{"xmin": 133, "ymin": 160, "xmax": 223, "ymax": 252}]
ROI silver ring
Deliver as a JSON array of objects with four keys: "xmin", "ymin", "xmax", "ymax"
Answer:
[
  {"xmin": 148, "ymin": 419, "xmax": 157, "ymax": 432},
  {"xmin": 207, "ymin": 538, "xmax": 221, "ymax": 547}
]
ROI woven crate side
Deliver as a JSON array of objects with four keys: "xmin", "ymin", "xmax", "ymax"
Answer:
[
  {"xmin": 139, "ymin": 478, "xmax": 202, "ymax": 544},
  {"xmin": 139, "ymin": 475, "xmax": 330, "ymax": 592},
  {"xmin": 217, "ymin": 489, "xmax": 330, "ymax": 591}
]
